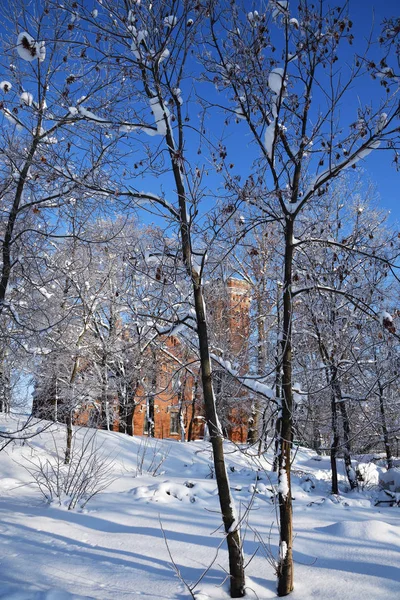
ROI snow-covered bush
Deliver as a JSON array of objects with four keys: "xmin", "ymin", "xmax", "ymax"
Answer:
[
  {"xmin": 355, "ymin": 462, "xmax": 379, "ymax": 490},
  {"xmin": 135, "ymin": 437, "xmax": 170, "ymax": 477},
  {"xmin": 22, "ymin": 430, "xmax": 115, "ymax": 510}
]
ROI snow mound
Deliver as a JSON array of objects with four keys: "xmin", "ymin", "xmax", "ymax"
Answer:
[
  {"xmin": 133, "ymin": 480, "xmax": 218, "ymax": 504},
  {"xmin": 317, "ymin": 519, "xmax": 400, "ymax": 544},
  {"xmin": 380, "ymin": 467, "xmax": 400, "ymax": 491}
]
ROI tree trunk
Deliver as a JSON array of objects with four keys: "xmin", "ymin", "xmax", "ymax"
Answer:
[
  {"xmin": 163, "ymin": 93, "xmax": 245, "ymax": 596},
  {"xmin": 0, "ymin": 356, "xmax": 10, "ymax": 414},
  {"xmin": 187, "ymin": 377, "xmax": 198, "ymax": 442},
  {"xmin": 147, "ymin": 393, "xmax": 155, "ymax": 437},
  {"xmin": 100, "ymin": 354, "xmax": 110, "ymax": 430},
  {"xmin": 64, "ymin": 411, "xmax": 73, "ymax": 465},
  {"xmin": 258, "ymin": 405, "xmax": 270, "ymax": 457},
  {"xmin": 120, "ymin": 379, "xmax": 139, "ymax": 436},
  {"xmin": 272, "ymin": 380, "xmax": 282, "ymax": 472},
  {"xmin": 272, "ymin": 282, "xmax": 283, "ymax": 470},
  {"xmin": 248, "ymin": 295, "xmax": 266, "ymax": 444},
  {"xmin": 378, "ymin": 380, "xmax": 393, "ymax": 470},
  {"xmin": 177, "ymin": 384, "xmax": 186, "ymax": 442},
  {"xmin": 277, "ymin": 218, "xmax": 294, "ymax": 597},
  {"xmin": 330, "ymin": 385, "xmax": 340, "ymax": 495},
  {"xmin": 193, "ymin": 280, "xmax": 245, "ymax": 598},
  {"xmin": 337, "ymin": 397, "xmax": 357, "ymax": 490}
]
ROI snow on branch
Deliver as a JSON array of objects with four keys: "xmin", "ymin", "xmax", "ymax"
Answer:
[
  {"xmin": 270, "ymin": 0, "xmax": 289, "ymax": 20},
  {"xmin": 210, "ymin": 354, "xmax": 276, "ymax": 402},
  {"xmin": 0, "ymin": 81, "xmax": 12, "ymax": 92},
  {"xmin": 124, "ymin": 189, "xmax": 179, "ymax": 218},
  {"xmin": 149, "ymin": 97, "xmax": 171, "ymax": 136},
  {"xmin": 303, "ymin": 121, "xmax": 390, "ymax": 202},
  {"xmin": 154, "ymin": 312, "xmax": 197, "ymax": 337},
  {"xmin": 17, "ymin": 32, "xmax": 45, "ymax": 62},
  {"xmin": 264, "ymin": 68, "xmax": 287, "ymax": 159}
]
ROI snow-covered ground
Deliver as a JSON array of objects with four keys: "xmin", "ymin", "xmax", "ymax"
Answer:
[{"xmin": 0, "ymin": 416, "xmax": 399, "ymax": 600}]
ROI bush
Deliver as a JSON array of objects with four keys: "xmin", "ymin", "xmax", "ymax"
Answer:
[{"xmin": 23, "ymin": 429, "xmax": 115, "ymax": 510}]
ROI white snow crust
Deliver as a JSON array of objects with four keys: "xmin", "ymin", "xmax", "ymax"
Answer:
[{"xmin": 1, "ymin": 415, "xmax": 399, "ymax": 600}]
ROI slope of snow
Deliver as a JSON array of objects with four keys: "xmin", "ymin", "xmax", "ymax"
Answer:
[{"xmin": 0, "ymin": 415, "xmax": 399, "ymax": 599}]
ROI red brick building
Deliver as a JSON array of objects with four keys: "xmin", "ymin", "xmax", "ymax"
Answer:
[
  {"xmin": 35, "ymin": 278, "xmax": 252, "ymax": 443},
  {"xmin": 118, "ymin": 277, "xmax": 252, "ymax": 442}
]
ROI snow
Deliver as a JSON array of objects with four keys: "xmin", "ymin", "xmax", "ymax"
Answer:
[
  {"xmin": 21, "ymin": 91, "xmax": 34, "ymax": 106},
  {"xmin": 379, "ymin": 310, "xmax": 393, "ymax": 325},
  {"xmin": 264, "ymin": 121, "xmax": 276, "ymax": 160},
  {"xmin": 172, "ymin": 87, "xmax": 183, "ymax": 105},
  {"xmin": 17, "ymin": 32, "xmax": 46, "ymax": 63},
  {"xmin": 0, "ymin": 80, "xmax": 12, "ymax": 92},
  {"xmin": 247, "ymin": 11, "xmax": 259, "ymax": 24},
  {"xmin": 305, "ymin": 137, "xmax": 383, "ymax": 197},
  {"xmin": 1, "ymin": 415, "xmax": 400, "ymax": 600},
  {"xmin": 264, "ymin": 68, "xmax": 287, "ymax": 157},
  {"xmin": 130, "ymin": 28, "xmax": 149, "ymax": 61},
  {"xmin": 2, "ymin": 108, "xmax": 22, "ymax": 130},
  {"xmin": 271, "ymin": 0, "xmax": 288, "ymax": 19},
  {"xmin": 380, "ymin": 467, "xmax": 400, "ymax": 491},
  {"xmin": 38, "ymin": 287, "xmax": 54, "ymax": 300},
  {"xmin": 268, "ymin": 68, "xmax": 285, "ymax": 95},
  {"xmin": 38, "ymin": 41, "xmax": 46, "ymax": 63},
  {"xmin": 78, "ymin": 106, "xmax": 109, "ymax": 123},
  {"xmin": 164, "ymin": 15, "xmax": 177, "ymax": 28},
  {"xmin": 344, "ymin": 139, "xmax": 381, "ymax": 168},
  {"xmin": 279, "ymin": 540, "xmax": 288, "ymax": 560},
  {"xmin": 210, "ymin": 353, "xmax": 275, "ymax": 400},
  {"xmin": 149, "ymin": 96, "xmax": 170, "ymax": 136},
  {"xmin": 191, "ymin": 254, "xmax": 203, "ymax": 275},
  {"xmin": 278, "ymin": 468, "xmax": 289, "ymax": 498},
  {"xmin": 375, "ymin": 112, "xmax": 388, "ymax": 134},
  {"xmin": 158, "ymin": 48, "xmax": 170, "ymax": 63}
]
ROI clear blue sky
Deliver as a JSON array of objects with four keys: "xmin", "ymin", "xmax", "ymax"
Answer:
[{"xmin": 349, "ymin": 0, "xmax": 399, "ymax": 222}]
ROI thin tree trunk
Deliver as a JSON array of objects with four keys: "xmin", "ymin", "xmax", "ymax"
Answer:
[
  {"xmin": 277, "ymin": 218, "xmax": 294, "ymax": 597},
  {"xmin": 378, "ymin": 380, "xmax": 393, "ymax": 470},
  {"xmin": 193, "ymin": 280, "xmax": 245, "ymax": 598},
  {"xmin": 330, "ymin": 385, "xmax": 339, "ymax": 495},
  {"xmin": 187, "ymin": 377, "xmax": 198, "ymax": 442},
  {"xmin": 64, "ymin": 316, "xmax": 85, "ymax": 464},
  {"xmin": 272, "ymin": 282, "xmax": 283, "ymax": 470},
  {"xmin": 272, "ymin": 383, "xmax": 282, "ymax": 472},
  {"xmin": 65, "ymin": 410, "xmax": 73, "ymax": 465},
  {"xmin": 337, "ymin": 396, "xmax": 357, "ymax": 490},
  {"xmin": 100, "ymin": 353, "xmax": 109, "ymax": 430},
  {"xmin": 248, "ymin": 296, "xmax": 265, "ymax": 444},
  {"xmin": 258, "ymin": 405, "xmax": 270, "ymax": 457},
  {"xmin": 119, "ymin": 377, "xmax": 139, "ymax": 436},
  {"xmin": 177, "ymin": 383, "xmax": 186, "ymax": 442},
  {"xmin": 162, "ymin": 90, "xmax": 246, "ymax": 596},
  {"xmin": 0, "ymin": 137, "xmax": 41, "ymax": 317}
]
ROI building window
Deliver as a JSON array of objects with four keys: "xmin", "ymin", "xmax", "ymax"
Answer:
[{"xmin": 170, "ymin": 410, "xmax": 179, "ymax": 434}]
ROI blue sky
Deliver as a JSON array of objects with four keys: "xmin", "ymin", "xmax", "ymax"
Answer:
[
  {"xmin": 128, "ymin": 0, "xmax": 399, "ymax": 232},
  {"xmin": 349, "ymin": 0, "xmax": 399, "ymax": 222}
]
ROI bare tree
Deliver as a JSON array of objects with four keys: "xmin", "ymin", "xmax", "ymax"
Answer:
[{"xmin": 204, "ymin": 1, "xmax": 400, "ymax": 594}]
